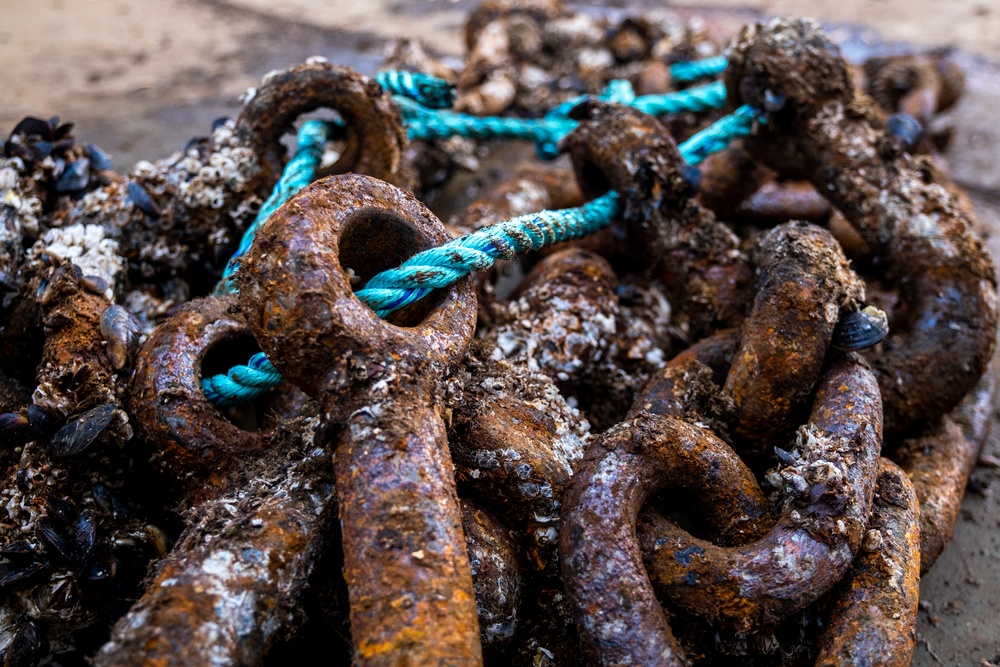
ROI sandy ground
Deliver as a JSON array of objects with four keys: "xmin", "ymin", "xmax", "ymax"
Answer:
[{"xmin": 3, "ymin": 0, "xmax": 1000, "ymax": 664}]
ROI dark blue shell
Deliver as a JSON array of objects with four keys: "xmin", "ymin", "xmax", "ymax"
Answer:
[{"xmin": 832, "ymin": 306, "xmax": 889, "ymax": 351}]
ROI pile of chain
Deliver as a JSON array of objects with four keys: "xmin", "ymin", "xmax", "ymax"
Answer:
[{"xmin": 0, "ymin": 1, "xmax": 993, "ymax": 665}]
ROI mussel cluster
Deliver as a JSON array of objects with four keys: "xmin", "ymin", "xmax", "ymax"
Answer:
[{"xmin": 0, "ymin": 2, "xmax": 992, "ymax": 666}]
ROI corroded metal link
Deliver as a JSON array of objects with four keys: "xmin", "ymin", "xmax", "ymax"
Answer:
[
  {"xmin": 863, "ymin": 52, "xmax": 965, "ymax": 121},
  {"xmin": 489, "ymin": 248, "xmax": 619, "ymax": 392},
  {"xmin": 696, "ymin": 145, "xmax": 770, "ymax": 221},
  {"xmin": 453, "ymin": 165, "xmax": 583, "ymax": 324},
  {"xmin": 455, "ymin": 164, "xmax": 582, "ymax": 236},
  {"xmin": 129, "ymin": 295, "xmax": 266, "ymax": 501},
  {"xmin": 628, "ymin": 328, "xmax": 739, "ymax": 422},
  {"xmin": 814, "ymin": 457, "xmax": 920, "ymax": 667},
  {"xmin": 638, "ymin": 354, "xmax": 882, "ymax": 630},
  {"xmin": 447, "ymin": 340, "xmax": 589, "ymax": 575},
  {"xmin": 95, "ymin": 420, "xmax": 336, "ymax": 667},
  {"xmin": 236, "ymin": 60, "xmax": 413, "ymax": 192},
  {"xmin": 726, "ymin": 18, "xmax": 998, "ymax": 436},
  {"xmin": 894, "ymin": 355, "xmax": 997, "ymax": 572},
  {"xmin": 460, "ymin": 498, "xmax": 526, "ymax": 658},
  {"xmin": 724, "ymin": 221, "xmax": 865, "ymax": 456},
  {"xmin": 491, "ymin": 247, "xmax": 673, "ymax": 430},
  {"xmin": 560, "ymin": 415, "xmax": 770, "ymax": 665},
  {"xmin": 238, "ymin": 173, "xmax": 482, "ymax": 665},
  {"xmin": 732, "ymin": 180, "xmax": 832, "ymax": 224},
  {"xmin": 562, "ymin": 102, "xmax": 752, "ymax": 337}
]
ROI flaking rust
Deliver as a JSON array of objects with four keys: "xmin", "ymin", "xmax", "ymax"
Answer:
[
  {"xmin": 726, "ymin": 17, "xmax": 998, "ymax": 436},
  {"xmin": 238, "ymin": 174, "xmax": 482, "ymax": 665},
  {"xmin": 95, "ymin": 418, "xmax": 337, "ymax": 667},
  {"xmin": 638, "ymin": 355, "xmax": 883, "ymax": 631},
  {"xmin": 814, "ymin": 458, "xmax": 921, "ymax": 667}
]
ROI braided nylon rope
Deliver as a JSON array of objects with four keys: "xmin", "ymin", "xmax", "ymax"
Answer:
[
  {"xmin": 375, "ymin": 70, "xmax": 456, "ymax": 109},
  {"xmin": 669, "ymin": 55, "xmax": 729, "ymax": 82},
  {"xmin": 203, "ymin": 104, "xmax": 762, "ymax": 406},
  {"xmin": 357, "ymin": 190, "xmax": 621, "ymax": 316},
  {"xmin": 632, "ymin": 80, "xmax": 726, "ymax": 116},
  {"xmin": 545, "ymin": 79, "xmax": 638, "ymax": 122},
  {"xmin": 402, "ymin": 80, "xmax": 728, "ymax": 160},
  {"xmin": 214, "ymin": 119, "xmax": 331, "ymax": 295},
  {"xmin": 398, "ymin": 95, "xmax": 576, "ymax": 148}
]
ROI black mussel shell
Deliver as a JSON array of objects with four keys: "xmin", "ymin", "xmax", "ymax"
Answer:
[
  {"xmin": 126, "ymin": 181, "xmax": 160, "ymax": 218},
  {"xmin": 48, "ymin": 403, "xmax": 115, "ymax": 458},
  {"xmin": 44, "ymin": 496, "xmax": 77, "ymax": 524},
  {"xmin": 81, "ymin": 274, "xmax": 110, "ymax": 296},
  {"xmin": 5, "ymin": 620, "xmax": 48, "ymax": 667},
  {"xmin": 85, "ymin": 142, "xmax": 113, "ymax": 171},
  {"xmin": 0, "ymin": 413, "xmax": 35, "ymax": 447},
  {"xmin": 30, "ymin": 141, "xmax": 53, "ymax": 160},
  {"xmin": 679, "ymin": 164, "xmax": 702, "ymax": 197},
  {"xmin": 83, "ymin": 558, "xmax": 113, "ymax": 582},
  {"xmin": 54, "ymin": 158, "xmax": 90, "ymax": 193},
  {"xmin": 35, "ymin": 518, "xmax": 74, "ymax": 562},
  {"xmin": 886, "ymin": 113, "xmax": 923, "ymax": 153},
  {"xmin": 92, "ymin": 484, "xmax": 129, "ymax": 521},
  {"xmin": 9, "ymin": 117, "xmax": 52, "ymax": 140},
  {"xmin": 26, "ymin": 404, "xmax": 63, "ymax": 438},
  {"xmin": 0, "ymin": 560, "xmax": 48, "ymax": 593},
  {"xmin": 100, "ymin": 305, "xmax": 141, "ymax": 371},
  {"xmin": 52, "ymin": 121, "xmax": 74, "ymax": 141},
  {"xmin": 832, "ymin": 305, "xmax": 890, "ymax": 351},
  {"xmin": 73, "ymin": 510, "xmax": 98, "ymax": 568},
  {"xmin": 0, "ymin": 542, "xmax": 38, "ymax": 561}
]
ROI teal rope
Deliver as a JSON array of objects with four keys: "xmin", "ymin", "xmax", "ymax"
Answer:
[
  {"xmin": 670, "ymin": 55, "xmax": 728, "ymax": 82},
  {"xmin": 203, "ymin": 105, "xmax": 760, "ymax": 406},
  {"xmin": 203, "ymin": 352, "xmax": 282, "ymax": 406},
  {"xmin": 376, "ymin": 70, "xmax": 456, "ymax": 109},
  {"xmin": 398, "ymin": 95, "xmax": 576, "ymax": 150},
  {"xmin": 214, "ymin": 119, "xmax": 331, "ymax": 295},
  {"xmin": 674, "ymin": 104, "xmax": 758, "ymax": 165},
  {"xmin": 402, "ymin": 80, "xmax": 727, "ymax": 160},
  {"xmin": 357, "ymin": 191, "xmax": 621, "ymax": 316},
  {"xmin": 632, "ymin": 80, "xmax": 726, "ymax": 116}
]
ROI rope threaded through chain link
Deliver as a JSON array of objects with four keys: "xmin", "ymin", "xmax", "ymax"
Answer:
[
  {"xmin": 214, "ymin": 119, "xmax": 332, "ymax": 295},
  {"xmin": 203, "ymin": 103, "xmax": 761, "ymax": 406}
]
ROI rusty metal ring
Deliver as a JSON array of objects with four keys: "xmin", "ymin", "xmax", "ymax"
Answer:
[
  {"xmin": 724, "ymin": 221, "xmax": 864, "ymax": 456},
  {"xmin": 637, "ymin": 354, "xmax": 882, "ymax": 631},
  {"xmin": 461, "ymin": 498, "xmax": 526, "ymax": 658},
  {"xmin": 563, "ymin": 102, "xmax": 752, "ymax": 337},
  {"xmin": 129, "ymin": 294, "xmax": 266, "ymax": 498},
  {"xmin": 236, "ymin": 61, "xmax": 412, "ymax": 192},
  {"xmin": 894, "ymin": 355, "xmax": 997, "ymax": 572},
  {"xmin": 560, "ymin": 414, "xmax": 770, "ymax": 664},
  {"xmin": 448, "ymin": 340, "xmax": 589, "ymax": 576},
  {"xmin": 238, "ymin": 172, "xmax": 477, "ymax": 405},
  {"xmin": 814, "ymin": 457, "xmax": 920, "ymax": 667},
  {"xmin": 239, "ymin": 173, "xmax": 481, "ymax": 665},
  {"xmin": 726, "ymin": 18, "xmax": 998, "ymax": 436}
]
